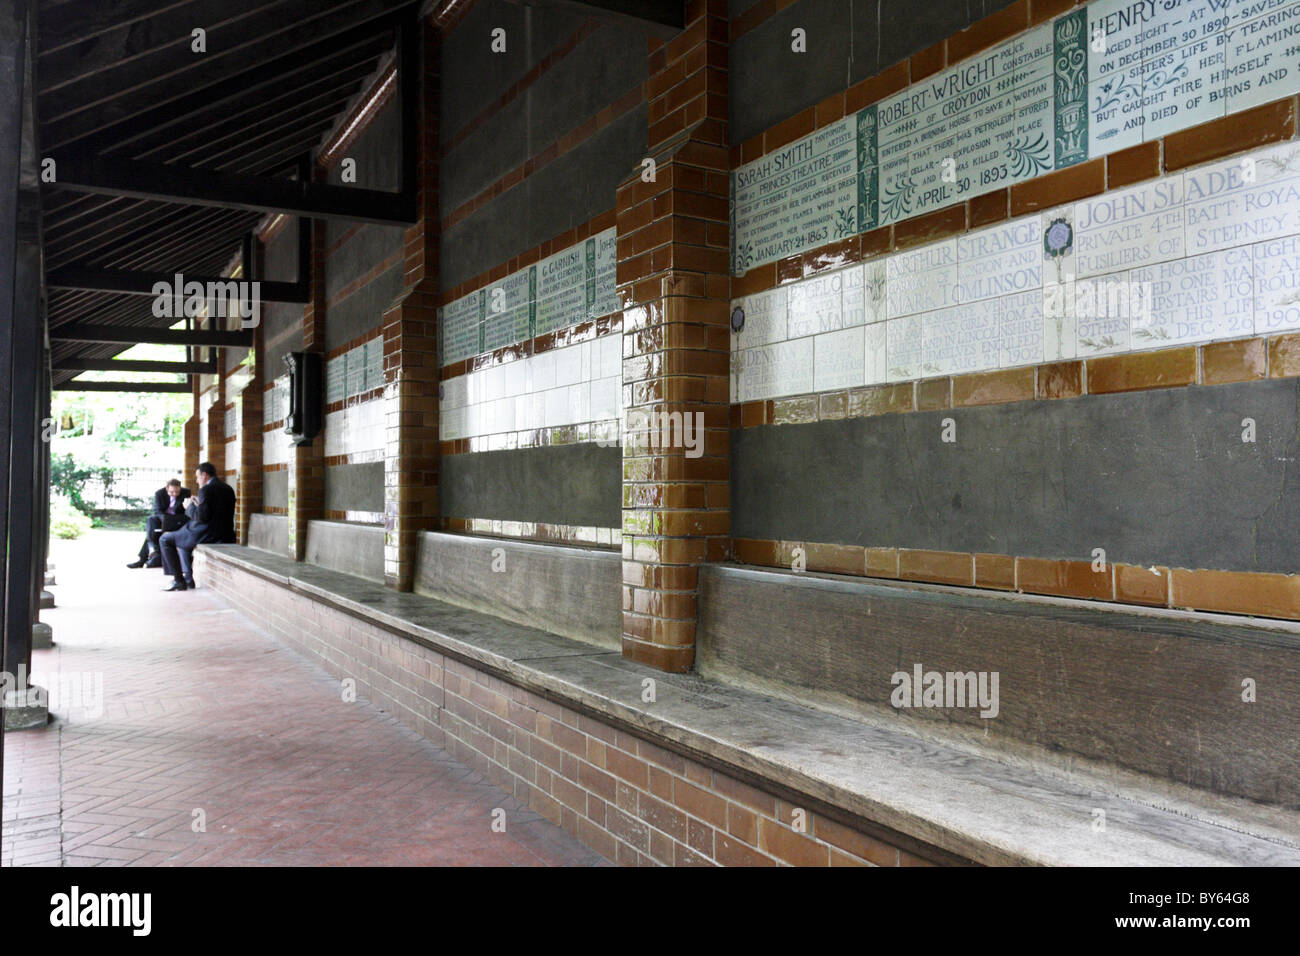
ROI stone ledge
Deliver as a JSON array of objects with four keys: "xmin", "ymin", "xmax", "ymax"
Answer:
[
  {"xmin": 248, "ymin": 512, "xmax": 287, "ymax": 555},
  {"xmin": 195, "ymin": 542, "xmax": 1300, "ymax": 866},
  {"xmin": 415, "ymin": 532, "xmax": 621, "ymax": 652},
  {"xmin": 698, "ymin": 563, "xmax": 1300, "ymax": 806},
  {"xmin": 305, "ymin": 519, "xmax": 383, "ymax": 583}
]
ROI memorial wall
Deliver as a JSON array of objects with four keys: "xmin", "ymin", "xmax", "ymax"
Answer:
[
  {"xmin": 439, "ymin": 228, "xmax": 618, "ymax": 366},
  {"xmin": 318, "ymin": 100, "xmax": 404, "ymax": 522},
  {"xmin": 729, "ymin": 0, "xmax": 1300, "ymax": 407},
  {"xmin": 438, "ymin": 229, "xmax": 621, "ymax": 448},
  {"xmin": 221, "ymin": 353, "xmax": 255, "ymax": 507},
  {"xmin": 223, "ymin": 0, "xmax": 1300, "ymax": 606},
  {"xmin": 258, "ymin": 218, "xmax": 302, "ymax": 515},
  {"xmin": 262, "ymin": 378, "xmax": 290, "ymax": 465},
  {"xmin": 732, "ymin": 136, "xmax": 1300, "ymax": 400},
  {"xmin": 725, "ymin": 0, "xmax": 1300, "ymax": 600},
  {"xmin": 425, "ymin": 0, "xmax": 649, "ymax": 539},
  {"xmin": 436, "ymin": 227, "xmax": 625, "ymax": 539},
  {"xmin": 439, "ymin": 333, "xmax": 624, "ymax": 446},
  {"xmin": 322, "ymin": 337, "xmax": 385, "ymax": 520},
  {"xmin": 731, "ymin": 0, "xmax": 1300, "ymax": 274}
]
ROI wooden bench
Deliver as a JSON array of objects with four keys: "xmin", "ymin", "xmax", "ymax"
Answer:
[
  {"xmin": 698, "ymin": 563, "xmax": 1300, "ymax": 809},
  {"xmin": 247, "ymin": 513, "xmax": 287, "ymax": 555},
  {"xmin": 414, "ymin": 532, "xmax": 620, "ymax": 650},
  {"xmin": 304, "ymin": 520, "xmax": 384, "ymax": 584},
  {"xmin": 194, "ymin": 542, "xmax": 1300, "ymax": 865}
]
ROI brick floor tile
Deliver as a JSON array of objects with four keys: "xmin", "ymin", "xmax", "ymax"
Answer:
[{"xmin": 2, "ymin": 531, "xmax": 606, "ymax": 868}]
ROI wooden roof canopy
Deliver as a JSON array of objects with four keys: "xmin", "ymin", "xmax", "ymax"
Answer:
[{"xmin": 36, "ymin": 0, "xmax": 684, "ymax": 387}]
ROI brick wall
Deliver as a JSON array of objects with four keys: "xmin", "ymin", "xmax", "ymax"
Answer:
[
  {"xmin": 236, "ymin": 316, "xmax": 265, "ymax": 545},
  {"xmin": 382, "ymin": 20, "xmax": 441, "ymax": 592},
  {"xmin": 204, "ymin": 349, "xmax": 226, "ymax": 475},
  {"xmin": 183, "ymin": 411, "xmax": 199, "ymax": 486},
  {"xmin": 286, "ymin": 215, "xmax": 328, "ymax": 561},
  {"xmin": 720, "ymin": 1, "xmax": 1300, "ymax": 622},
  {"xmin": 195, "ymin": 551, "xmax": 942, "ymax": 867},
  {"xmin": 616, "ymin": 0, "xmax": 732, "ymax": 673}
]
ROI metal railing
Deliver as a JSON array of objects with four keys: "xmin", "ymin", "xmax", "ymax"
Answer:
[{"xmin": 80, "ymin": 466, "xmax": 185, "ymax": 509}]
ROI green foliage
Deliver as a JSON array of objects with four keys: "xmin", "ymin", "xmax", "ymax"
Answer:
[
  {"xmin": 52, "ymin": 389, "xmax": 189, "ymax": 448},
  {"xmin": 108, "ymin": 416, "xmax": 151, "ymax": 445},
  {"xmin": 52, "ymin": 342, "xmax": 192, "ymax": 449},
  {"xmin": 93, "ymin": 509, "xmax": 150, "ymax": 531},
  {"xmin": 48, "ymin": 344, "xmax": 190, "ymax": 522},
  {"xmin": 51, "ymin": 453, "xmax": 115, "ymax": 516},
  {"xmin": 51, "ymin": 496, "xmax": 93, "ymax": 539}
]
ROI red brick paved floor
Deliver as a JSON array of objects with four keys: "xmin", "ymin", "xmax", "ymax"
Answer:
[{"xmin": 2, "ymin": 530, "xmax": 606, "ymax": 867}]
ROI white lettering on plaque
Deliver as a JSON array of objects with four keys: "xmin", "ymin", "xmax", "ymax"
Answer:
[
  {"xmin": 732, "ymin": 116, "xmax": 859, "ymax": 274},
  {"xmin": 1131, "ymin": 246, "xmax": 1255, "ymax": 346},
  {"xmin": 1074, "ymin": 175, "xmax": 1186, "ymax": 276},
  {"xmin": 1253, "ymin": 234, "xmax": 1300, "ymax": 332},
  {"xmin": 887, "ymin": 239, "xmax": 958, "ymax": 317}
]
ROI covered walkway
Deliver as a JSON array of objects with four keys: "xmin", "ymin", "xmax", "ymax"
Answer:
[
  {"xmin": 1, "ymin": 531, "xmax": 604, "ymax": 866},
  {"xmin": 3, "ymin": 0, "xmax": 1299, "ymax": 873}
]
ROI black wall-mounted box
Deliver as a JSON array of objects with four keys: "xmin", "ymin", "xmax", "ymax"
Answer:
[{"xmin": 282, "ymin": 351, "xmax": 322, "ymax": 446}]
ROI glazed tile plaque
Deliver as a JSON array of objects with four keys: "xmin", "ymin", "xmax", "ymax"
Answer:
[
  {"xmin": 730, "ymin": 0, "xmax": 1300, "ymax": 276},
  {"xmin": 439, "ymin": 289, "xmax": 484, "ymax": 366},
  {"xmin": 439, "ymin": 230, "xmax": 618, "ymax": 367},
  {"xmin": 870, "ymin": 23, "xmax": 1057, "ymax": 228},
  {"xmin": 483, "ymin": 266, "xmax": 533, "ymax": 353},
  {"xmin": 731, "ymin": 115, "xmax": 860, "ymax": 275}
]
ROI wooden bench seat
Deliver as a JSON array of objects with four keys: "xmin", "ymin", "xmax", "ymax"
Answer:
[{"xmin": 195, "ymin": 542, "xmax": 1300, "ymax": 865}]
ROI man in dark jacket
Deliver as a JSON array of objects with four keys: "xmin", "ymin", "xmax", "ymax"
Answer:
[
  {"xmin": 159, "ymin": 462, "xmax": 236, "ymax": 591},
  {"xmin": 127, "ymin": 479, "xmax": 190, "ymax": 568}
]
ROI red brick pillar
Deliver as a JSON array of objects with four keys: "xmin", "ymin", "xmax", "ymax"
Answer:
[
  {"xmin": 183, "ymin": 374, "xmax": 200, "ymax": 482},
  {"xmin": 236, "ymin": 308, "xmax": 265, "ymax": 545},
  {"xmin": 617, "ymin": 0, "xmax": 731, "ymax": 673},
  {"xmin": 287, "ymin": 216, "xmax": 327, "ymax": 561},
  {"xmin": 183, "ymin": 417, "xmax": 199, "ymax": 485},
  {"xmin": 382, "ymin": 21, "xmax": 440, "ymax": 592},
  {"xmin": 204, "ymin": 346, "xmax": 226, "ymax": 476}
]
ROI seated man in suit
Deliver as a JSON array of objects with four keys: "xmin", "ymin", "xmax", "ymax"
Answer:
[
  {"xmin": 158, "ymin": 462, "xmax": 236, "ymax": 591},
  {"xmin": 127, "ymin": 479, "xmax": 190, "ymax": 568}
]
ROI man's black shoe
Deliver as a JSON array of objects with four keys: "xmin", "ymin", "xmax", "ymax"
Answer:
[
  {"xmin": 145, "ymin": 555, "xmax": 162, "ymax": 569},
  {"xmin": 127, "ymin": 559, "xmax": 145, "ymax": 569},
  {"xmin": 185, "ymin": 579, "xmax": 197, "ymax": 590},
  {"xmin": 162, "ymin": 579, "xmax": 188, "ymax": 592}
]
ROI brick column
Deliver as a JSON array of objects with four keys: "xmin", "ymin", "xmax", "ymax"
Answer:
[
  {"xmin": 184, "ymin": 380, "xmax": 200, "ymax": 481},
  {"xmin": 617, "ymin": 0, "xmax": 731, "ymax": 673},
  {"xmin": 287, "ymin": 216, "xmax": 327, "ymax": 561},
  {"xmin": 382, "ymin": 21, "xmax": 439, "ymax": 591},
  {"xmin": 204, "ymin": 346, "xmax": 226, "ymax": 475},
  {"xmin": 236, "ymin": 309, "xmax": 265, "ymax": 545}
]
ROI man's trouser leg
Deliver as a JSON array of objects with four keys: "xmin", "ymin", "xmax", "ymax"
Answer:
[
  {"xmin": 142, "ymin": 516, "xmax": 162, "ymax": 561},
  {"xmin": 177, "ymin": 544, "xmax": 195, "ymax": 585},
  {"xmin": 159, "ymin": 531, "xmax": 182, "ymax": 580}
]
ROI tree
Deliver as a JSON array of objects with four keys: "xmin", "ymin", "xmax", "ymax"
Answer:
[
  {"xmin": 50, "ymin": 453, "xmax": 115, "ymax": 515},
  {"xmin": 50, "ymin": 341, "xmax": 192, "ymax": 516}
]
